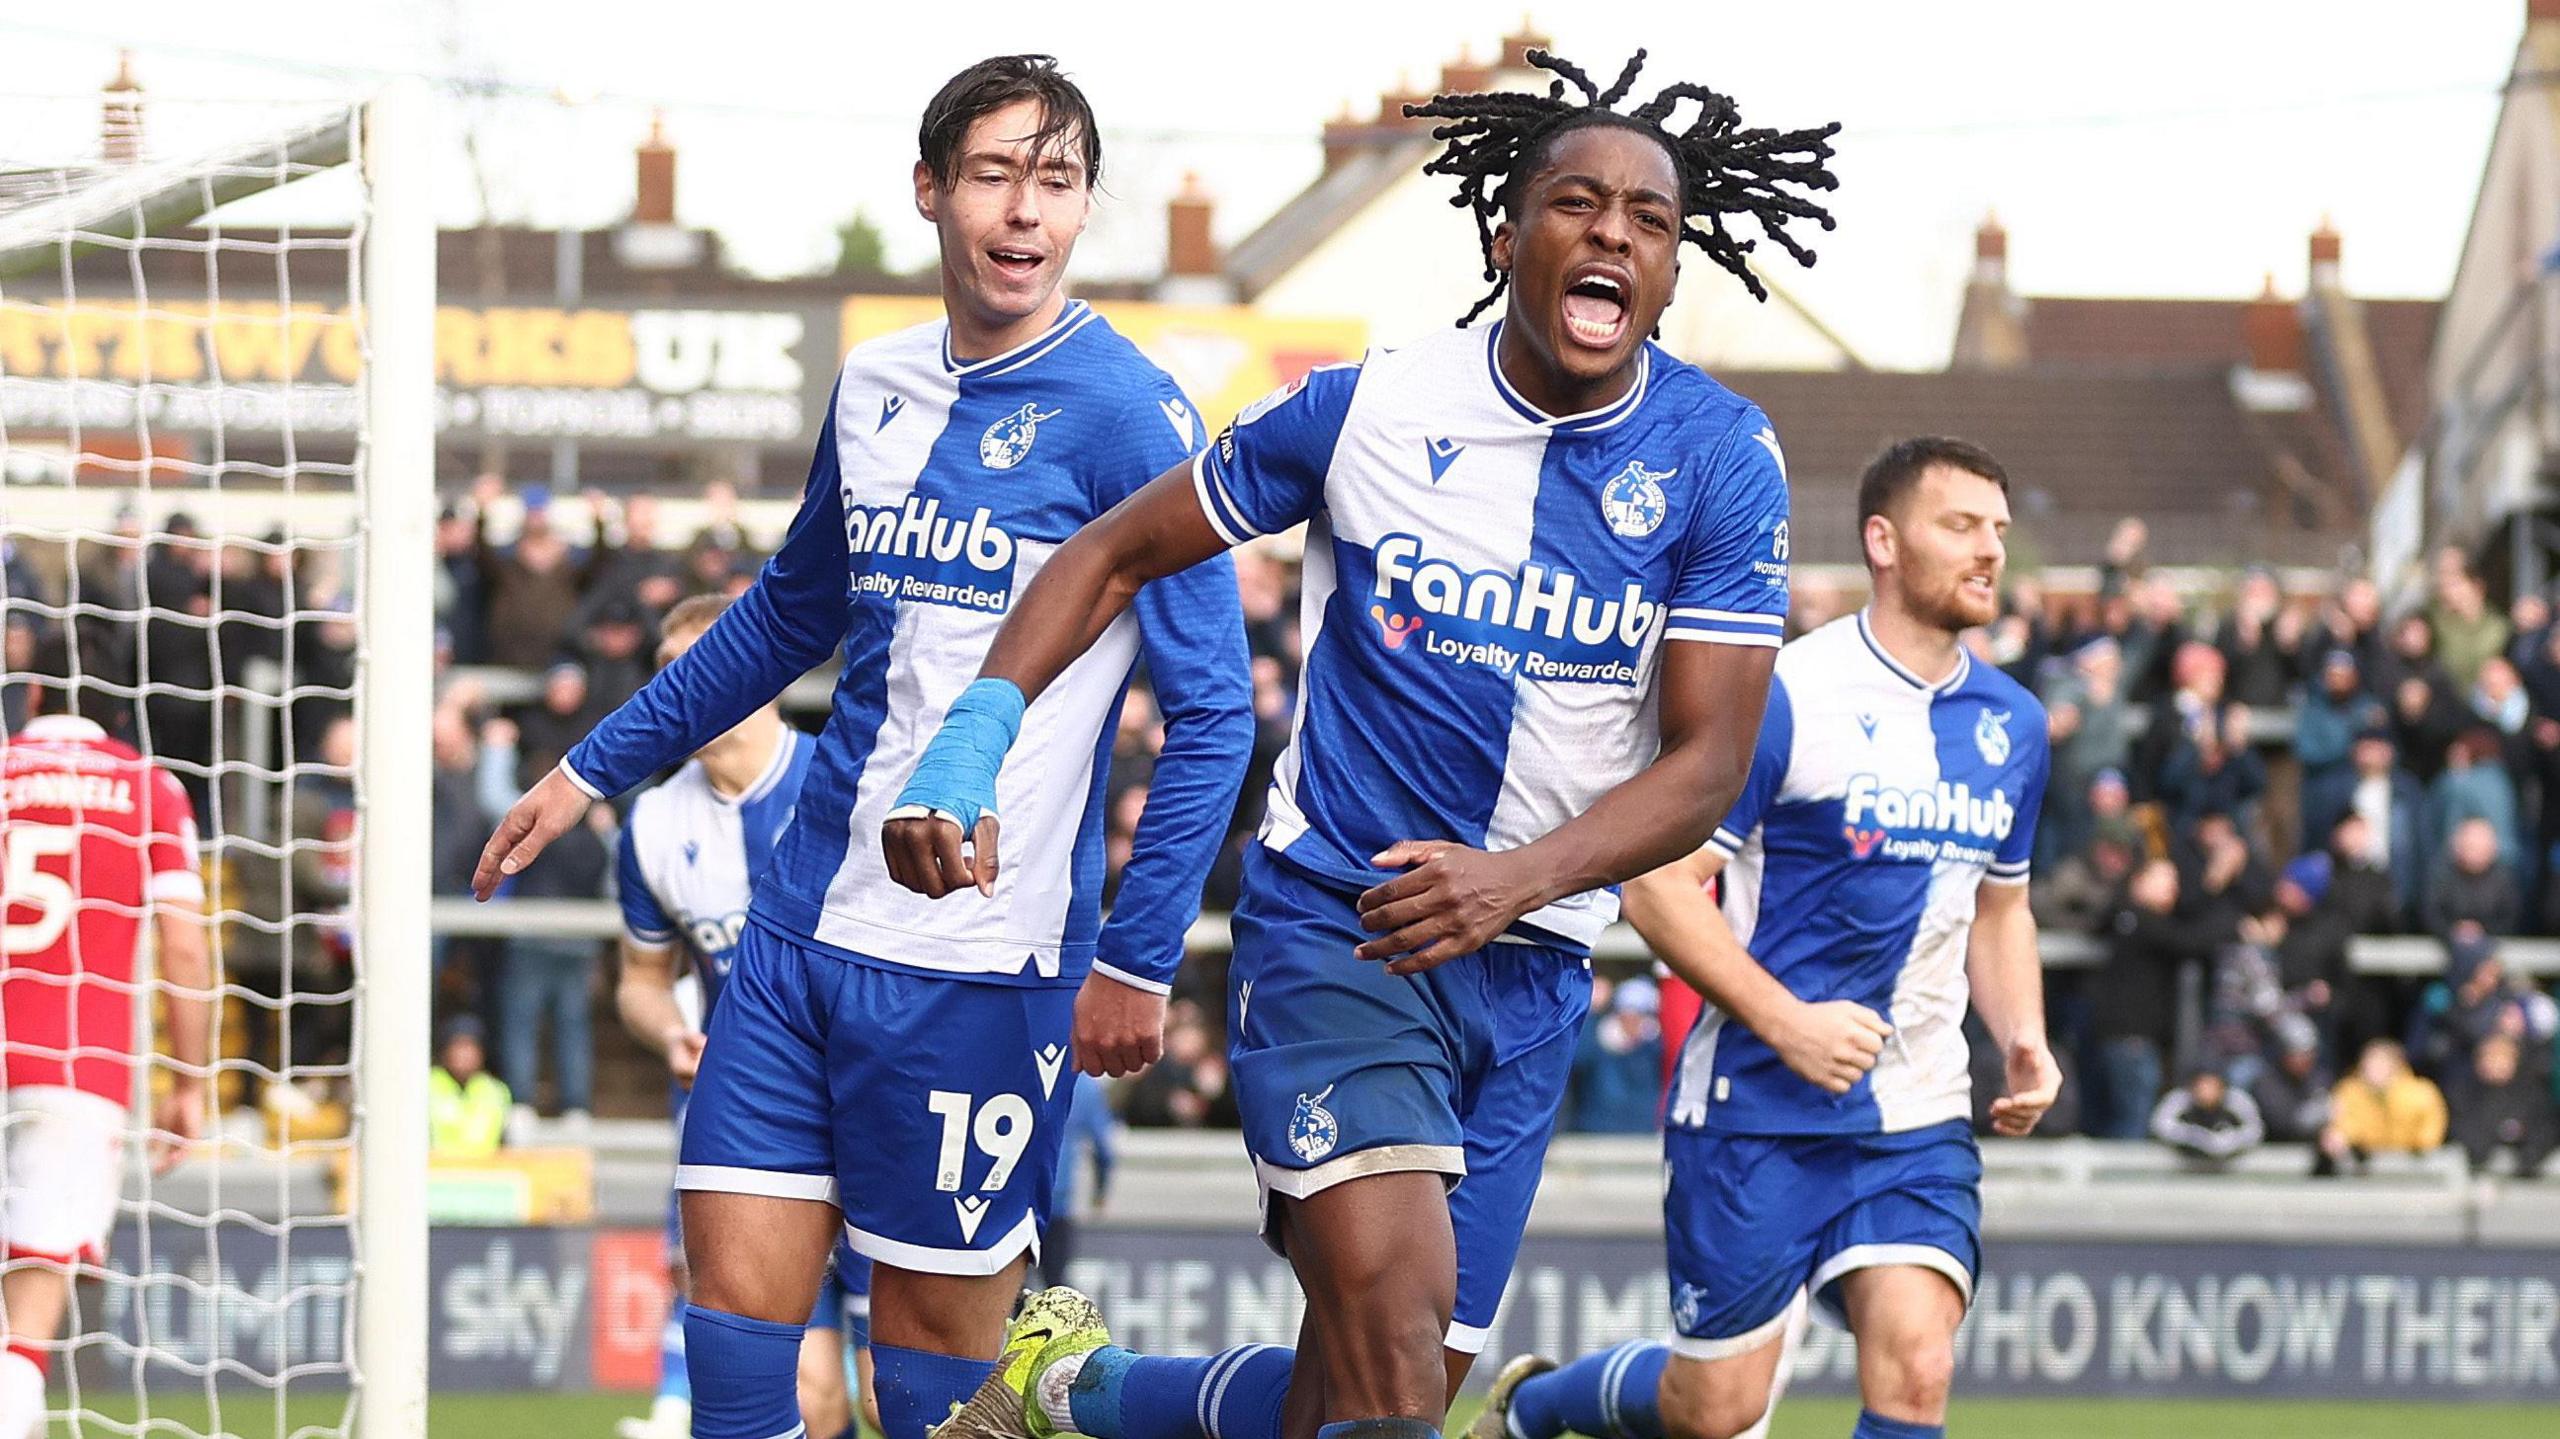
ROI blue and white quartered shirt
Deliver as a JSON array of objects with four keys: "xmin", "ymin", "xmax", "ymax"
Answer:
[
  {"xmin": 1191, "ymin": 321, "xmax": 1792, "ymax": 951},
  {"xmin": 617, "ymin": 726, "xmax": 814, "ymax": 1013},
  {"xmin": 1670, "ymin": 612, "xmax": 2051, "ymax": 1136},
  {"xmin": 569, "ymin": 301, "xmax": 1253, "ymax": 992}
]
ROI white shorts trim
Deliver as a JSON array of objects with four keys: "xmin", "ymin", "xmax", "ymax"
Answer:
[
  {"xmin": 1806, "ymin": 1243, "xmax": 1973, "ymax": 1329},
  {"xmin": 672, "ymin": 1164, "xmax": 839, "ymax": 1204},
  {"xmin": 1443, "ymin": 1320, "xmax": 1490, "ymax": 1355},
  {"xmin": 1670, "ymin": 1296, "xmax": 1796, "ymax": 1362},
  {"xmin": 2, "ymin": 1085, "xmax": 126, "ymax": 1261},
  {"xmin": 842, "ymin": 1212, "xmax": 1038, "ymax": 1277},
  {"xmin": 1253, "ymin": 1143, "xmax": 1466, "ymax": 1202}
]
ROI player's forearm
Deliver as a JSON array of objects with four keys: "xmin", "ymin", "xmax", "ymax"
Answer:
[
  {"xmin": 614, "ymin": 948, "xmax": 684, "ymax": 1057},
  {"xmin": 1514, "ymin": 738, "xmax": 1749, "ymax": 912},
  {"xmin": 1621, "ymin": 865, "xmax": 1801, "ymax": 1037},
  {"xmin": 1966, "ymin": 890, "xmax": 2047, "ymax": 1054},
  {"xmin": 569, "ymin": 579, "xmax": 835, "ymax": 797},
  {"xmin": 153, "ymin": 908, "xmax": 215, "ymax": 1074}
]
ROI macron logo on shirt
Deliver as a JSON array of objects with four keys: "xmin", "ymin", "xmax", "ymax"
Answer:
[{"xmin": 1425, "ymin": 437, "xmax": 1465, "ymax": 484}]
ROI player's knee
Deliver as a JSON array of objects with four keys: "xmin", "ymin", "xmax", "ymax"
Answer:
[
  {"xmin": 1864, "ymin": 1329, "xmax": 1955, "ymax": 1419},
  {"xmin": 1658, "ymin": 1353, "xmax": 1775, "ymax": 1439}
]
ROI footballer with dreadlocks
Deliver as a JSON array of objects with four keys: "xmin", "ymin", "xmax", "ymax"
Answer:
[{"xmin": 889, "ymin": 48, "xmax": 1839, "ymax": 1439}]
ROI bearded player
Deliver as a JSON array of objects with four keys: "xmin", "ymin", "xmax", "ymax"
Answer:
[
  {"xmin": 0, "ymin": 626, "xmax": 212, "ymax": 1439},
  {"xmin": 1481, "ymin": 437, "xmax": 2060, "ymax": 1439}
]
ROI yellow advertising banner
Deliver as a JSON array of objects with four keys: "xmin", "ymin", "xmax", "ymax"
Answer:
[{"xmin": 839, "ymin": 296, "xmax": 1365, "ymax": 431}]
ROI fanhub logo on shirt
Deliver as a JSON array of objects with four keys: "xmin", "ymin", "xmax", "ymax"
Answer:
[
  {"xmin": 845, "ymin": 493, "xmax": 1018, "ymax": 614},
  {"xmin": 1841, "ymin": 772, "xmax": 2015, "ymax": 864},
  {"xmin": 1368, "ymin": 532, "xmax": 1661, "ymax": 685}
]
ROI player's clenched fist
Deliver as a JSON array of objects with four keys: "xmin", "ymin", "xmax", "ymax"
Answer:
[
  {"xmin": 1354, "ymin": 840, "xmax": 1545, "ymax": 975},
  {"xmin": 472, "ymin": 765, "xmax": 594, "ymax": 900},
  {"xmin": 1073, "ymin": 971, "xmax": 1167, "ymax": 1078},
  {"xmin": 1768, "ymin": 998, "xmax": 1892, "ymax": 1095}
]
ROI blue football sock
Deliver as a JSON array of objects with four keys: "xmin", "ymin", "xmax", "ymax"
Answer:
[
  {"xmin": 1067, "ymin": 1344, "xmax": 1295, "ymax": 1439},
  {"xmin": 1850, "ymin": 1413, "xmax": 1942, "ymax": 1439},
  {"xmin": 872, "ymin": 1343, "xmax": 997, "ymax": 1439},
  {"xmin": 684, "ymin": 1305, "xmax": 802, "ymax": 1439},
  {"xmin": 1507, "ymin": 1341, "xmax": 1669, "ymax": 1439},
  {"xmin": 657, "ymin": 1301, "xmax": 691, "ymax": 1403}
]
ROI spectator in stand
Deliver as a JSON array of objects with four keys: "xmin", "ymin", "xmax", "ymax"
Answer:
[
  {"xmin": 2033, "ymin": 788, "xmax": 2141, "ymax": 935},
  {"xmin": 574, "ymin": 597, "xmax": 654, "ymax": 719},
  {"xmin": 141, "ymin": 520, "xmax": 219, "ymax": 817},
  {"xmin": 2428, "ymin": 728, "xmax": 2524, "ymax": 874},
  {"xmin": 2159, "ymin": 702, "xmax": 2266, "ymax": 831},
  {"xmin": 2150, "ymin": 1069, "xmax": 2264, "ymax": 1168},
  {"xmin": 489, "ymin": 802, "xmax": 613, "ymax": 1121},
  {"xmin": 2450, "ymin": 1033, "xmax": 2558, "ymax": 1176},
  {"xmin": 2322, "ymin": 728, "xmax": 2424, "ymax": 924},
  {"xmin": 431, "ymin": 693, "xmax": 490, "ymax": 902},
  {"xmin": 511, "ymin": 662, "xmax": 594, "ymax": 792},
  {"xmin": 428, "ymin": 1016, "xmax": 512, "ymax": 1158},
  {"xmin": 2041, "ymin": 639, "xmax": 2131, "ymax": 868},
  {"xmin": 2508, "ymin": 589, "xmax": 2551, "ymax": 673},
  {"xmin": 682, "ymin": 533, "xmax": 744, "ymax": 601},
  {"xmin": 2389, "ymin": 672, "xmax": 2469, "ymax": 786},
  {"xmin": 2296, "ymin": 650, "xmax": 2386, "ymax": 841},
  {"xmin": 2132, "ymin": 640, "xmax": 2223, "ymax": 801},
  {"xmin": 2217, "ymin": 565, "xmax": 2303, "ymax": 707},
  {"xmin": 2311, "ymin": 575, "xmax": 2387, "ymax": 681},
  {"xmin": 2176, "ymin": 811, "xmax": 2271, "ymax": 949},
  {"xmin": 289, "ymin": 595, "xmax": 360, "ymax": 766},
  {"xmin": 2088, "ymin": 859, "xmax": 2217, "ymax": 1139},
  {"xmin": 0, "ymin": 611, "xmax": 39, "ymax": 733},
  {"xmin": 474, "ymin": 478, "xmax": 596, "ymax": 670},
  {"xmin": 581, "ymin": 492, "xmax": 688, "ymax": 623},
  {"xmin": 1120, "ymin": 1003, "xmax": 1235, "ymax": 1128},
  {"xmin": 2431, "ymin": 567, "xmax": 2511, "ymax": 692},
  {"xmin": 435, "ymin": 505, "xmax": 487, "ymax": 665},
  {"xmin": 2370, "ymin": 612, "xmax": 2450, "ymax": 706},
  {"xmin": 2423, "ymin": 817, "xmax": 2523, "ymax": 940},
  {"xmin": 1566, "ymin": 976, "xmax": 1665, "ymax": 1134},
  {"xmin": 2410, "ymin": 932, "xmax": 2559, "ymax": 1081},
  {"xmin": 2251, "ymin": 1013, "xmax": 2334, "ymax": 1144},
  {"xmin": 2319, "ymin": 1038, "xmax": 2447, "ymax": 1173},
  {"xmin": 2312, "ymin": 814, "xmax": 2402, "ymax": 1050},
  {"xmin": 277, "ymin": 714, "xmax": 359, "ymax": 1073}
]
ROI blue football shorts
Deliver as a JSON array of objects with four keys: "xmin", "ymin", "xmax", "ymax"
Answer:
[
  {"xmin": 677, "ymin": 922, "xmax": 1079, "ymax": 1276},
  {"xmin": 1663, "ymin": 1118, "xmax": 1981, "ymax": 1357},
  {"xmin": 1226, "ymin": 843, "xmax": 1590, "ymax": 1353}
]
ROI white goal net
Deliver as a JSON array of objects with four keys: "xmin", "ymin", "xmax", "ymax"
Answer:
[{"xmin": 0, "ymin": 81, "xmax": 432, "ymax": 1439}]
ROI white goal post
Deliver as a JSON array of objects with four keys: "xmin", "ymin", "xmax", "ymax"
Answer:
[{"xmin": 0, "ymin": 79, "xmax": 434, "ymax": 1439}]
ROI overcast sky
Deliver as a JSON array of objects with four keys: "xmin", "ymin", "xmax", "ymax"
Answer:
[{"xmin": 0, "ymin": 1, "xmax": 2531, "ymax": 367}]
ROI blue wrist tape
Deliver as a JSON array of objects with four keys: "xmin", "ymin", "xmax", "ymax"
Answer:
[{"xmin": 893, "ymin": 678, "xmax": 1027, "ymax": 832}]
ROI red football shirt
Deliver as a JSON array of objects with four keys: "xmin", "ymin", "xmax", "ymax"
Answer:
[{"xmin": 1, "ymin": 716, "xmax": 204, "ymax": 1104}]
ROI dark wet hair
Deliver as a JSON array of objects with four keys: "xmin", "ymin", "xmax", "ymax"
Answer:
[
  {"xmin": 1857, "ymin": 435, "xmax": 2010, "ymax": 531},
  {"xmin": 1405, "ymin": 48, "xmax": 1841, "ymax": 324},
  {"xmin": 918, "ymin": 55, "xmax": 1101, "ymax": 189}
]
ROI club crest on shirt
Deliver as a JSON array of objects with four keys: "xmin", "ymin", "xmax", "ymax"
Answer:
[
  {"xmin": 1287, "ymin": 1084, "xmax": 1340, "ymax": 1162},
  {"xmin": 1600, "ymin": 461, "xmax": 1673, "ymax": 538},
  {"xmin": 1672, "ymin": 1281, "xmax": 1708, "ymax": 1333},
  {"xmin": 979, "ymin": 402, "xmax": 1062, "ymax": 470},
  {"xmin": 1976, "ymin": 708, "xmax": 2012, "ymax": 767}
]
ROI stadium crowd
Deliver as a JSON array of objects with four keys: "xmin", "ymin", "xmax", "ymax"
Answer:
[{"xmin": 8, "ymin": 490, "xmax": 2558, "ymax": 1173}]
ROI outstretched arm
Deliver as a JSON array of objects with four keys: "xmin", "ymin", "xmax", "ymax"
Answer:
[{"xmin": 1355, "ymin": 637, "xmax": 1773, "ymax": 973}]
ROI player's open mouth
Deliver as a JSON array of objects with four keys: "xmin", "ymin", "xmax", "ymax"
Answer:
[
  {"xmin": 1561, "ymin": 265, "xmax": 1632, "ymax": 349},
  {"xmin": 988, "ymin": 246, "xmax": 1044, "ymax": 278},
  {"xmin": 1962, "ymin": 573, "xmax": 1998, "ymax": 597}
]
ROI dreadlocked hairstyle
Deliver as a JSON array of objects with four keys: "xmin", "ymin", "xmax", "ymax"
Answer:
[{"xmin": 1404, "ymin": 49, "xmax": 1841, "ymax": 325}]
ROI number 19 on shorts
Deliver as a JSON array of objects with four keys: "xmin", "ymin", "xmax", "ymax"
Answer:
[{"xmin": 926, "ymin": 1090, "xmax": 1034, "ymax": 1194}]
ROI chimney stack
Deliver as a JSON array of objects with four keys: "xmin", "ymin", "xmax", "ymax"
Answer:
[
  {"xmin": 2308, "ymin": 217, "xmax": 2343, "ymax": 291},
  {"xmin": 2531, "ymin": 0, "xmax": 2560, "ymax": 26},
  {"xmin": 1320, "ymin": 103, "xmax": 1363, "ymax": 172},
  {"xmin": 1973, "ymin": 212, "xmax": 2008, "ymax": 283},
  {"xmin": 1376, "ymin": 70, "xmax": 1432, "ymax": 130},
  {"xmin": 1501, "ymin": 17, "xmax": 1553, "ymax": 71},
  {"xmin": 634, "ymin": 111, "xmax": 677, "ymax": 226},
  {"xmin": 2242, "ymin": 275, "xmax": 2304, "ymax": 373},
  {"xmin": 101, "ymin": 51, "xmax": 143, "ymax": 165},
  {"xmin": 1166, "ymin": 173, "xmax": 1218, "ymax": 278}
]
